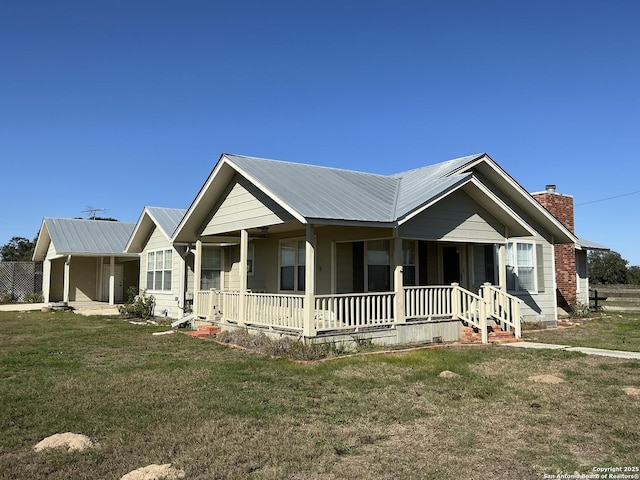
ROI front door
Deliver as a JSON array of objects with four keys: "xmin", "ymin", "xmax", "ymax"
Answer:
[
  {"xmin": 102, "ymin": 264, "xmax": 124, "ymax": 303},
  {"xmin": 442, "ymin": 246, "xmax": 460, "ymax": 285}
]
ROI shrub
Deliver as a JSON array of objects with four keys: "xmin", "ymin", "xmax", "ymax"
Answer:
[
  {"xmin": 0, "ymin": 290, "xmax": 14, "ymax": 304},
  {"xmin": 216, "ymin": 328, "xmax": 352, "ymax": 361},
  {"xmin": 118, "ymin": 288, "xmax": 154, "ymax": 319}
]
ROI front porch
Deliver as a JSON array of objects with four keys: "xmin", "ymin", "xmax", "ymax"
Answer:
[{"xmin": 195, "ymin": 283, "xmax": 521, "ymax": 344}]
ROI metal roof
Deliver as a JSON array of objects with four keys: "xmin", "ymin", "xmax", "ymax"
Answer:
[
  {"xmin": 227, "ymin": 154, "xmax": 399, "ymax": 222},
  {"xmin": 44, "ymin": 218, "xmax": 136, "ymax": 255},
  {"xmin": 225, "ymin": 153, "xmax": 484, "ymax": 223},
  {"xmin": 145, "ymin": 207, "xmax": 187, "ymax": 239},
  {"xmin": 576, "ymin": 237, "xmax": 609, "ymax": 251}
]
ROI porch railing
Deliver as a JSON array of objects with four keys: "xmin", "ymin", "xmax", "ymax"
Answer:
[
  {"xmin": 195, "ymin": 284, "xmax": 521, "ymax": 343},
  {"xmin": 314, "ymin": 292, "xmax": 395, "ymax": 331},
  {"xmin": 245, "ymin": 293, "xmax": 304, "ymax": 330},
  {"xmin": 404, "ymin": 285, "xmax": 454, "ymax": 318},
  {"xmin": 480, "ymin": 283, "xmax": 522, "ymax": 338}
]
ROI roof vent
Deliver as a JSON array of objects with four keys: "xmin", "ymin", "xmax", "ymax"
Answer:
[{"xmin": 545, "ymin": 184, "xmax": 556, "ymax": 193}]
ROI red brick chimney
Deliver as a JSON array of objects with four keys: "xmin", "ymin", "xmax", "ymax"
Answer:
[{"xmin": 532, "ymin": 185, "xmax": 576, "ymax": 311}]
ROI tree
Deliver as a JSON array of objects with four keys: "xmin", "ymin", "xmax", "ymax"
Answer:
[
  {"xmin": 628, "ymin": 266, "xmax": 640, "ymax": 285},
  {"xmin": 588, "ymin": 251, "xmax": 629, "ymax": 285},
  {"xmin": 0, "ymin": 236, "xmax": 36, "ymax": 262}
]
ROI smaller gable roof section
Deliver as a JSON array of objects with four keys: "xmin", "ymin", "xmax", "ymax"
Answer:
[
  {"xmin": 172, "ymin": 152, "xmax": 578, "ymax": 244},
  {"xmin": 125, "ymin": 207, "xmax": 187, "ymax": 253},
  {"xmin": 34, "ymin": 218, "xmax": 137, "ymax": 260}
]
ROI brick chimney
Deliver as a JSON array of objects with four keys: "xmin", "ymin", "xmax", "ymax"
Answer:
[{"xmin": 532, "ymin": 185, "xmax": 576, "ymax": 311}]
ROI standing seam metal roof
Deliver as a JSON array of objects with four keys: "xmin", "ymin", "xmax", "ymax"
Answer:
[
  {"xmin": 225, "ymin": 153, "xmax": 484, "ymax": 222},
  {"xmin": 145, "ymin": 207, "xmax": 188, "ymax": 239},
  {"xmin": 44, "ymin": 218, "xmax": 136, "ymax": 255}
]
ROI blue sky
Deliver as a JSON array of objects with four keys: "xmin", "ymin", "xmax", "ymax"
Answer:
[{"xmin": 1, "ymin": 0, "xmax": 639, "ymax": 265}]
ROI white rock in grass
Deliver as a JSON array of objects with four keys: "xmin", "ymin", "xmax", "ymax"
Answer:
[
  {"xmin": 622, "ymin": 387, "xmax": 640, "ymax": 396},
  {"xmin": 120, "ymin": 464, "xmax": 185, "ymax": 480},
  {"xmin": 438, "ymin": 370, "xmax": 460, "ymax": 378},
  {"xmin": 34, "ymin": 432, "xmax": 94, "ymax": 452}
]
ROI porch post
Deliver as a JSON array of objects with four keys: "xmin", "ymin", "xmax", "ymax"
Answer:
[
  {"xmin": 43, "ymin": 259, "xmax": 51, "ymax": 303},
  {"xmin": 393, "ymin": 234, "xmax": 405, "ymax": 324},
  {"xmin": 303, "ymin": 224, "xmax": 316, "ymax": 337},
  {"xmin": 497, "ymin": 244, "xmax": 507, "ymax": 291},
  {"xmin": 194, "ymin": 239, "xmax": 202, "ymax": 316},
  {"xmin": 63, "ymin": 255, "xmax": 71, "ymax": 303},
  {"xmin": 238, "ymin": 229, "xmax": 248, "ymax": 326},
  {"xmin": 109, "ymin": 256, "xmax": 115, "ymax": 305}
]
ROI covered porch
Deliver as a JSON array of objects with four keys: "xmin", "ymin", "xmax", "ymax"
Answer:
[{"xmin": 192, "ymin": 224, "xmax": 522, "ymax": 344}]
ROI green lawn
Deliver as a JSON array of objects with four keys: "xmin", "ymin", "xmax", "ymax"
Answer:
[
  {"xmin": 524, "ymin": 313, "xmax": 640, "ymax": 352},
  {"xmin": 1, "ymin": 311, "xmax": 639, "ymax": 479}
]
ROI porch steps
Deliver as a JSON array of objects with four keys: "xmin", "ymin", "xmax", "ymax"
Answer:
[
  {"xmin": 183, "ymin": 324, "xmax": 221, "ymax": 339},
  {"xmin": 461, "ymin": 325, "xmax": 522, "ymax": 344}
]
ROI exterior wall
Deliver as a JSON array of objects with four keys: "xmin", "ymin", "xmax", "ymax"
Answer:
[
  {"xmin": 532, "ymin": 190, "xmax": 577, "ymax": 310},
  {"xmin": 140, "ymin": 226, "xmax": 184, "ymax": 319},
  {"xmin": 399, "ymin": 189, "xmax": 506, "ymax": 243},
  {"xmin": 201, "ymin": 175, "xmax": 294, "ymax": 236},
  {"xmin": 70, "ymin": 256, "xmax": 98, "ymax": 301},
  {"xmin": 49, "ymin": 257, "xmax": 65, "ymax": 302}
]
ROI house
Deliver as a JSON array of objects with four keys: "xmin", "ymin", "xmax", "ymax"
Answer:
[
  {"xmin": 125, "ymin": 207, "xmax": 189, "ymax": 319},
  {"xmin": 32, "ymin": 218, "xmax": 139, "ymax": 304},
  {"xmin": 159, "ymin": 152, "xmax": 582, "ymax": 345},
  {"xmin": 532, "ymin": 185, "xmax": 609, "ymax": 310}
]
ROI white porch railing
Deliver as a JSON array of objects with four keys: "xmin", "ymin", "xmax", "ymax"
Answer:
[
  {"xmin": 480, "ymin": 283, "xmax": 522, "ymax": 338},
  {"xmin": 194, "ymin": 284, "xmax": 521, "ymax": 343},
  {"xmin": 245, "ymin": 293, "xmax": 305, "ymax": 330},
  {"xmin": 314, "ymin": 292, "xmax": 395, "ymax": 331},
  {"xmin": 404, "ymin": 285, "xmax": 454, "ymax": 318}
]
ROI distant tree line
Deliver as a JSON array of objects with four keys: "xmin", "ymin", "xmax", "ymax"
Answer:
[
  {"xmin": 0, "ymin": 237, "xmax": 36, "ymax": 262},
  {"xmin": 588, "ymin": 251, "xmax": 640, "ymax": 285}
]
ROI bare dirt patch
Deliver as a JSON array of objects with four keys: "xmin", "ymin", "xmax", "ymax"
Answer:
[
  {"xmin": 528, "ymin": 374, "xmax": 565, "ymax": 384},
  {"xmin": 120, "ymin": 463, "xmax": 185, "ymax": 480},
  {"xmin": 33, "ymin": 432, "xmax": 95, "ymax": 452},
  {"xmin": 622, "ymin": 387, "xmax": 640, "ymax": 396}
]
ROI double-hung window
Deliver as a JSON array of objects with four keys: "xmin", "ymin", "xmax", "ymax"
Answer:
[
  {"xmin": 367, "ymin": 239, "xmax": 390, "ymax": 292},
  {"xmin": 506, "ymin": 242, "xmax": 536, "ymax": 292},
  {"xmin": 147, "ymin": 249, "xmax": 172, "ymax": 292},
  {"xmin": 201, "ymin": 247, "xmax": 222, "ymax": 290},
  {"xmin": 280, "ymin": 239, "xmax": 305, "ymax": 292}
]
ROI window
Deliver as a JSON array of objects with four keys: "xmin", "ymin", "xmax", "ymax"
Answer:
[
  {"xmin": 280, "ymin": 239, "xmax": 305, "ymax": 291},
  {"xmin": 201, "ymin": 247, "xmax": 221, "ymax": 290},
  {"xmin": 147, "ymin": 249, "xmax": 172, "ymax": 292},
  {"xmin": 506, "ymin": 242, "xmax": 536, "ymax": 292},
  {"xmin": 402, "ymin": 240, "xmax": 417, "ymax": 286},
  {"xmin": 367, "ymin": 239, "xmax": 390, "ymax": 292}
]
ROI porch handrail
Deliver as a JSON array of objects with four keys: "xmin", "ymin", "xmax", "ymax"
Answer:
[
  {"xmin": 314, "ymin": 292, "xmax": 395, "ymax": 331},
  {"xmin": 453, "ymin": 284, "xmax": 488, "ymax": 343},
  {"xmin": 480, "ymin": 283, "xmax": 522, "ymax": 338}
]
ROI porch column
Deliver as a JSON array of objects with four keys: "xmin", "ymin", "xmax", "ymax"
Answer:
[
  {"xmin": 109, "ymin": 256, "xmax": 115, "ymax": 305},
  {"xmin": 194, "ymin": 239, "xmax": 202, "ymax": 316},
  {"xmin": 497, "ymin": 244, "xmax": 507, "ymax": 290},
  {"xmin": 303, "ymin": 224, "xmax": 316, "ymax": 337},
  {"xmin": 43, "ymin": 259, "xmax": 51, "ymax": 303},
  {"xmin": 238, "ymin": 229, "xmax": 248, "ymax": 326},
  {"xmin": 393, "ymin": 235, "xmax": 405, "ymax": 324},
  {"xmin": 63, "ymin": 255, "xmax": 71, "ymax": 303}
]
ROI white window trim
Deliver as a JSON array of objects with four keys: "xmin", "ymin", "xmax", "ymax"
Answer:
[
  {"xmin": 201, "ymin": 246, "xmax": 223, "ymax": 291},
  {"xmin": 146, "ymin": 248, "xmax": 173, "ymax": 293},
  {"xmin": 278, "ymin": 237, "xmax": 307, "ymax": 293},
  {"xmin": 506, "ymin": 241, "xmax": 538, "ymax": 294}
]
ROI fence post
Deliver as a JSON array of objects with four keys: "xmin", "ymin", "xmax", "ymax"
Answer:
[
  {"xmin": 479, "ymin": 300, "xmax": 488, "ymax": 344},
  {"xmin": 514, "ymin": 299, "xmax": 522, "ymax": 338},
  {"xmin": 451, "ymin": 283, "xmax": 460, "ymax": 318}
]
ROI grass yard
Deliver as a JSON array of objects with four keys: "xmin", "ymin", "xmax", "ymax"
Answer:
[
  {"xmin": 524, "ymin": 312, "xmax": 640, "ymax": 352},
  {"xmin": 1, "ymin": 311, "xmax": 639, "ymax": 480}
]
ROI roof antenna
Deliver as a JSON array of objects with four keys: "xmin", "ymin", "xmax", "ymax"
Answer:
[{"xmin": 82, "ymin": 206, "xmax": 107, "ymax": 220}]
